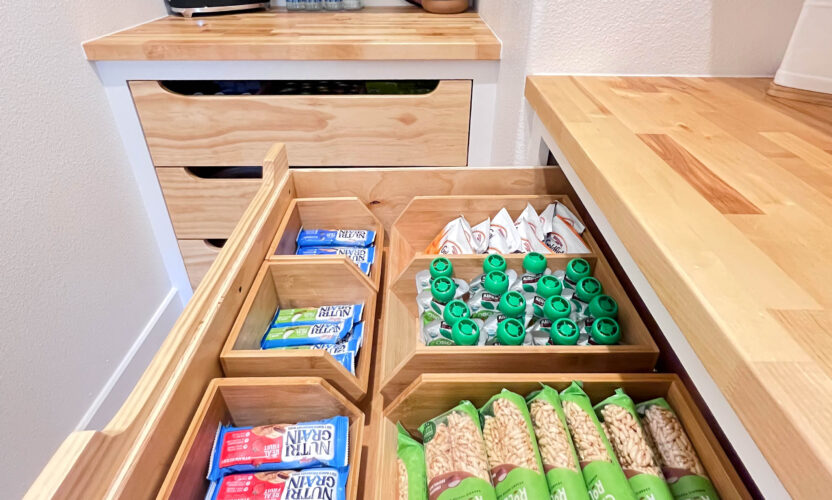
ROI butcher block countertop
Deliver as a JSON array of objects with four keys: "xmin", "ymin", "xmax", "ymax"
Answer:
[
  {"xmin": 82, "ymin": 7, "xmax": 500, "ymax": 61},
  {"xmin": 526, "ymin": 75, "xmax": 832, "ymax": 497}
]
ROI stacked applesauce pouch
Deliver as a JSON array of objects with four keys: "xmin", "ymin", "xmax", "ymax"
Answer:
[
  {"xmin": 295, "ymin": 228, "xmax": 376, "ymax": 275},
  {"xmin": 205, "ymin": 416, "xmax": 350, "ymax": 500}
]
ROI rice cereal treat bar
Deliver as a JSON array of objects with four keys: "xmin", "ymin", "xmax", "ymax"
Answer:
[
  {"xmin": 526, "ymin": 385, "xmax": 588, "ymax": 499},
  {"xmin": 560, "ymin": 381, "xmax": 636, "ymax": 500},
  {"xmin": 418, "ymin": 400, "xmax": 496, "ymax": 500},
  {"xmin": 636, "ymin": 398, "xmax": 720, "ymax": 500},
  {"xmin": 479, "ymin": 389, "xmax": 549, "ymax": 499},
  {"xmin": 595, "ymin": 389, "xmax": 673, "ymax": 500},
  {"xmin": 397, "ymin": 423, "xmax": 428, "ymax": 500}
]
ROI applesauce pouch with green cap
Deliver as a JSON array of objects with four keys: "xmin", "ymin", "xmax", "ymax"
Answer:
[
  {"xmin": 417, "ymin": 276, "xmax": 463, "ymax": 327},
  {"xmin": 419, "ymin": 401, "xmax": 496, "ymax": 500},
  {"xmin": 636, "ymin": 398, "xmax": 720, "ymax": 500},
  {"xmin": 551, "ymin": 317, "xmax": 580, "ymax": 346},
  {"xmin": 469, "ymin": 254, "xmax": 510, "ymax": 295},
  {"xmin": 511, "ymin": 252, "xmax": 552, "ymax": 304},
  {"xmin": 525, "ymin": 385, "xmax": 588, "ymax": 500},
  {"xmin": 558, "ymin": 258, "xmax": 592, "ymax": 295},
  {"xmin": 422, "ymin": 299, "xmax": 471, "ymax": 346},
  {"xmin": 495, "ymin": 317, "xmax": 526, "ymax": 345},
  {"xmin": 397, "ymin": 423, "xmax": 428, "ymax": 500},
  {"xmin": 532, "ymin": 274, "xmax": 563, "ymax": 318},
  {"xmin": 571, "ymin": 276, "xmax": 603, "ymax": 323},
  {"xmin": 452, "ymin": 318, "xmax": 480, "ymax": 345},
  {"xmin": 583, "ymin": 317, "xmax": 621, "ymax": 346},
  {"xmin": 469, "ymin": 271, "xmax": 511, "ymax": 321},
  {"xmin": 479, "ymin": 390, "xmax": 549, "ymax": 499},
  {"xmin": 594, "ymin": 389, "xmax": 673, "ymax": 500},
  {"xmin": 481, "ymin": 291, "xmax": 528, "ymax": 344},
  {"xmin": 415, "ymin": 257, "xmax": 469, "ymax": 295},
  {"xmin": 560, "ymin": 381, "xmax": 636, "ymax": 500},
  {"xmin": 526, "ymin": 295, "xmax": 572, "ymax": 345}
]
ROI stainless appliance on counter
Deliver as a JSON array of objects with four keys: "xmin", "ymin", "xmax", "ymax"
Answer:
[{"xmin": 167, "ymin": 0, "xmax": 269, "ymax": 17}]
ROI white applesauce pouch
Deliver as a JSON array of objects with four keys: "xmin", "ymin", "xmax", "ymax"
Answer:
[
  {"xmin": 488, "ymin": 208, "xmax": 521, "ymax": 254},
  {"xmin": 425, "ymin": 216, "xmax": 476, "ymax": 255},
  {"xmin": 471, "ymin": 218, "xmax": 491, "ymax": 254}
]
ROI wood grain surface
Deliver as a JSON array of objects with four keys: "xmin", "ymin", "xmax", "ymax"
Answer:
[
  {"xmin": 178, "ymin": 239, "xmax": 223, "ymax": 288},
  {"xmin": 83, "ymin": 7, "xmax": 500, "ymax": 61},
  {"xmin": 526, "ymin": 75, "xmax": 832, "ymax": 497},
  {"xmin": 131, "ymin": 80, "xmax": 472, "ymax": 167}
]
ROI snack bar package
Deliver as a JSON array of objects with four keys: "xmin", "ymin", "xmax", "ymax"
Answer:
[
  {"xmin": 296, "ymin": 228, "xmax": 375, "ymax": 248},
  {"xmin": 419, "ymin": 401, "xmax": 496, "ymax": 500},
  {"xmin": 479, "ymin": 390, "xmax": 549, "ymax": 499},
  {"xmin": 595, "ymin": 389, "xmax": 673, "ymax": 500},
  {"xmin": 425, "ymin": 216, "xmax": 476, "ymax": 255},
  {"xmin": 560, "ymin": 382, "xmax": 636, "ymax": 500},
  {"xmin": 261, "ymin": 319, "xmax": 353, "ymax": 349},
  {"xmin": 539, "ymin": 203, "xmax": 587, "ymax": 236},
  {"xmin": 526, "ymin": 385, "xmax": 588, "ymax": 500},
  {"xmin": 397, "ymin": 423, "xmax": 428, "ymax": 500},
  {"xmin": 207, "ymin": 417, "xmax": 349, "ymax": 480},
  {"xmin": 206, "ymin": 469, "xmax": 348, "ymax": 500},
  {"xmin": 515, "ymin": 203, "xmax": 545, "ymax": 240},
  {"xmin": 488, "ymin": 208, "xmax": 521, "ymax": 254},
  {"xmin": 543, "ymin": 216, "xmax": 591, "ymax": 254},
  {"xmin": 295, "ymin": 246, "xmax": 374, "ymax": 274},
  {"xmin": 275, "ymin": 323, "xmax": 364, "ymax": 355},
  {"xmin": 472, "ymin": 218, "xmax": 491, "ymax": 254},
  {"xmin": 636, "ymin": 398, "xmax": 720, "ymax": 500},
  {"xmin": 272, "ymin": 304, "xmax": 363, "ymax": 328}
]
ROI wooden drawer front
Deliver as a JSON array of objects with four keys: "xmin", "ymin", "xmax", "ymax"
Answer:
[
  {"xmin": 131, "ymin": 80, "xmax": 472, "ymax": 167},
  {"xmin": 158, "ymin": 168, "xmax": 261, "ymax": 239},
  {"xmin": 178, "ymin": 239, "xmax": 222, "ymax": 288}
]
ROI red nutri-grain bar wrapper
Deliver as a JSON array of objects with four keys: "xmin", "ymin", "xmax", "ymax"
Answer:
[{"xmin": 206, "ymin": 469, "xmax": 348, "ymax": 500}]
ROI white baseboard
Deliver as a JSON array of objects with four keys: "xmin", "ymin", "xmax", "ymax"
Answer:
[{"xmin": 77, "ymin": 287, "xmax": 184, "ymax": 430}]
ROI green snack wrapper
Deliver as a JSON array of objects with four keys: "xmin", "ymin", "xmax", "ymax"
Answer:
[
  {"xmin": 479, "ymin": 390, "xmax": 549, "ymax": 500},
  {"xmin": 595, "ymin": 389, "xmax": 673, "ymax": 500},
  {"xmin": 526, "ymin": 385, "xmax": 589, "ymax": 500},
  {"xmin": 559, "ymin": 381, "xmax": 636, "ymax": 500},
  {"xmin": 397, "ymin": 423, "xmax": 429, "ymax": 500},
  {"xmin": 636, "ymin": 398, "xmax": 720, "ymax": 500},
  {"xmin": 419, "ymin": 401, "xmax": 496, "ymax": 500}
]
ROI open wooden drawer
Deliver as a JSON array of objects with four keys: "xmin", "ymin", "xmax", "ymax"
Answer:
[
  {"xmin": 24, "ymin": 145, "xmax": 741, "ymax": 498},
  {"xmin": 130, "ymin": 80, "xmax": 472, "ymax": 167}
]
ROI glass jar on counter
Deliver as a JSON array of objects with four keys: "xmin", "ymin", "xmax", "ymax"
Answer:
[
  {"xmin": 342, "ymin": 0, "xmax": 363, "ymax": 9},
  {"xmin": 286, "ymin": 0, "xmax": 304, "ymax": 10},
  {"xmin": 324, "ymin": 0, "xmax": 342, "ymax": 10},
  {"xmin": 305, "ymin": 0, "xmax": 323, "ymax": 10}
]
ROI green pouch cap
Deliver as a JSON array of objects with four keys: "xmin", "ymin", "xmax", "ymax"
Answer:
[
  {"xmin": 443, "ymin": 299, "xmax": 470, "ymax": 326},
  {"xmin": 575, "ymin": 276, "xmax": 603, "ymax": 302},
  {"xmin": 397, "ymin": 423, "xmax": 428, "ymax": 500},
  {"xmin": 523, "ymin": 252, "xmax": 548, "ymax": 274},
  {"xmin": 559, "ymin": 381, "xmax": 636, "ymax": 500},
  {"xmin": 591, "ymin": 317, "xmax": 621, "ymax": 345},
  {"xmin": 544, "ymin": 295, "xmax": 572, "ymax": 321},
  {"xmin": 525, "ymin": 385, "xmax": 588, "ymax": 499},
  {"xmin": 536, "ymin": 274, "xmax": 563, "ymax": 299},
  {"xmin": 551, "ymin": 318, "xmax": 580, "ymax": 345},
  {"xmin": 498, "ymin": 290, "xmax": 526, "ymax": 318},
  {"xmin": 566, "ymin": 258, "xmax": 592, "ymax": 283},
  {"xmin": 429, "ymin": 256, "xmax": 453, "ymax": 280},
  {"xmin": 479, "ymin": 390, "xmax": 549, "ymax": 499},
  {"xmin": 483, "ymin": 253, "xmax": 507, "ymax": 273},
  {"xmin": 452, "ymin": 318, "xmax": 480, "ymax": 346},
  {"xmin": 496, "ymin": 318, "xmax": 525, "ymax": 345},
  {"xmin": 430, "ymin": 276, "xmax": 457, "ymax": 304},
  {"xmin": 588, "ymin": 294, "xmax": 618, "ymax": 320},
  {"xmin": 484, "ymin": 270, "xmax": 510, "ymax": 295},
  {"xmin": 595, "ymin": 390, "xmax": 673, "ymax": 500}
]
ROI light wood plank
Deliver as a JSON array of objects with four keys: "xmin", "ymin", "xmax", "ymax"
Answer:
[{"xmin": 178, "ymin": 239, "xmax": 223, "ymax": 288}]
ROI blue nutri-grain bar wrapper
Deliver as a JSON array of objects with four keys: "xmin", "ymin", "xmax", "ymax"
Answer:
[
  {"xmin": 296, "ymin": 228, "xmax": 375, "ymax": 248},
  {"xmin": 261, "ymin": 319, "xmax": 353, "ymax": 348},
  {"xmin": 332, "ymin": 351, "xmax": 355, "ymax": 375},
  {"xmin": 272, "ymin": 304, "xmax": 363, "ymax": 328},
  {"xmin": 206, "ymin": 468, "xmax": 348, "ymax": 500},
  {"xmin": 295, "ymin": 246, "xmax": 374, "ymax": 275},
  {"xmin": 207, "ymin": 417, "xmax": 349, "ymax": 481},
  {"xmin": 271, "ymin": 323, "xmax": 364, "ymax": 355}
]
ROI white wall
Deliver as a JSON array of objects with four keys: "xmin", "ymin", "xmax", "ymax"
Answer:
[
  {"xmin": 0, "ymin": 0, "xmax": 171, "ymax": 495},
  {"xmin": 477, "ymin": 0, "xmax": 805, "ymax": 164}
]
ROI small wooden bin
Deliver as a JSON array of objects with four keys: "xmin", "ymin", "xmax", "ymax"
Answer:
[
  {"xmin": 378, "ymin": 195, "xmax": 659, "ymax": 400},
  {"xmin": 221, "ymin": 258, "xmax": 377, "ymax": 402},
  {"xmin": 158, "ymin": 377, "xmax": 364, "ymax": 500},
  {"xmin": 370, "ymin": 373, "xmax": 749, "ymax": 500},
  {"xmin": 268, "ymin": 197, "xmax": 385, "ymax": 291}
]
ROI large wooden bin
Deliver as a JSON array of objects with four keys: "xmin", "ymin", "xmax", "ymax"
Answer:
[{"xmin": 369, "ymin": 373, "xmax": 750, "ymax": 500}]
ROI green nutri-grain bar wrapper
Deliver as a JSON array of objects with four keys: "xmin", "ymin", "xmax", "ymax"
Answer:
[
  {"xmin": 479, "ymin": 390, "xmax": 549, "ymax": 500},
  {"xmin": 526, "ymin": 385, "xmax": 589, "ymax": 499},
  {"xmin": 397, "ymin": 423, "xmax": 428, "ymax": 500},
  {"xmin": 636, "ymin": 398, "xmax": 720, "ymax": 500},
  {"xmin": 559, "ymin": 381, "xmax": 636, "ymax": 500},
  {"xmin": 595, "ymin": 389, "xmax": 673, "ymax": 500},
  {"xmin": 419, "ymin": 401, "xmax": 496, "ymax": 500}
]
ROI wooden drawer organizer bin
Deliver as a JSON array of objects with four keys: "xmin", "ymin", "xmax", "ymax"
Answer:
[
  {"xmin": 130, "ymin": 80, "xmax": 472, "ymax": 167},
  {"xmin": 378, "ymin": 195, "xmax": 660, "ymax": 400},
  {"xmin": 369, "ymin": 373, "xmax": 750, "ymax": 500},
  {"xmin": 220, "ymin": 258, "xmax": 378, "ymax": 401},
  {"xmin": 26, "ymin": 148, "xmax": 740, "ymax": 498},
  {"xmin": 158, "ymin": 377, "xmax": 364, "ymax": 500}
]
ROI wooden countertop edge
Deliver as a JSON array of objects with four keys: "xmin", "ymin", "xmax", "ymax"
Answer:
[{"xmin": 525, "ymin": 75, "xmax": 832, "ymax": 497}]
